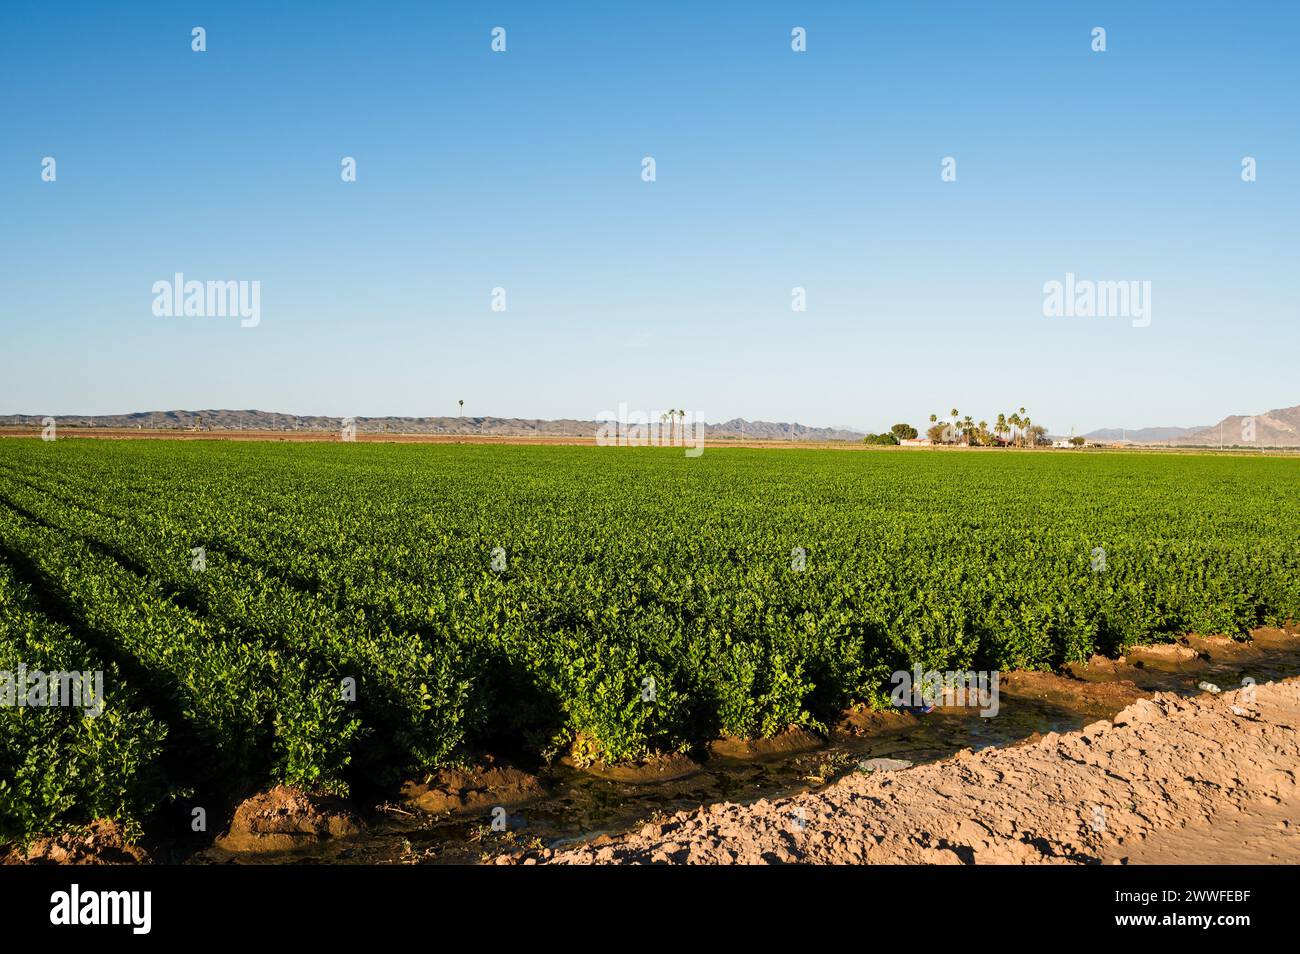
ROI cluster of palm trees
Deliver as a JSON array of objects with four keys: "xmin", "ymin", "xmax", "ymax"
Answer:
[
  {"xmin": 658, "ymin": 409, "xmax": 690, "ymax": 444},
  {"xmin": 927, "ymin": 407, "xmax": 1043, "ymax": 447}
]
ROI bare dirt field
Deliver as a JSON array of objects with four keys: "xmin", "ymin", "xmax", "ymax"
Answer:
[
  {"xmin": 0, "ymin": 427, "xmax": 598, "ymax": 445},
  {"xmin": 503, "ymin": 675, "xmax": 1300, "ymax": 865},
  {"xmin": 0, "ymin": 427, "xmax": 873, "ymax": 451},
  {"xmin": 4, "ymin": 427, "xmax": 1294, "ymax": 455}
]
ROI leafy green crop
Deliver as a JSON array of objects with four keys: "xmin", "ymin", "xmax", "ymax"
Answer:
[
  {"xmin": 1, "ymin": 438, "xmax": 1297, "ymax": 843},
  {"xmin": 0, "ymin": 561, "xmax": 168, "ymax": 844}
]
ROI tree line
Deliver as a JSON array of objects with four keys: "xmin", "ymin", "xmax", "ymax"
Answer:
[{"xmin": 863, "ymin": 408, "xmax": 1049, "ymax": 446}]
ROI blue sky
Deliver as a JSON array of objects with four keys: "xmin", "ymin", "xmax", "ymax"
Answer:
[{"xmin": 2, "ymin": 1, "xmax": 1296, "ymax": 433}]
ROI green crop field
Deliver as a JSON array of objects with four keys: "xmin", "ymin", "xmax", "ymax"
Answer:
[{"xmin": 1, "ymin": 438, "xmax": 1298, "ymax": 844}]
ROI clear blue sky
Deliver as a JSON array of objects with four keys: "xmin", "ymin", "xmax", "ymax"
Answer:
[{"xmin": 2, "ymin": 1, "xmax": 1296, "ymax": 433}]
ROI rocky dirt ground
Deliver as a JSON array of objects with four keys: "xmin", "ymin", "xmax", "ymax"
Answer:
[{"xmin": 500, "ymin": 676, "xmax": 1300, "ymax": 864}]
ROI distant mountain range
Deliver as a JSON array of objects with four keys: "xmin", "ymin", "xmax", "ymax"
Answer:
[
  {"xmin": 1175, "ymin": 404, "xmax": 1300, "ymax": 447},
  {"xmin": 7, "ymin": 404, "xmax": 1300, "ymax": 446},
  {"xmin": 1085, "ymin": 404, "xmax": 1300, "ymax": 447},
  {"xmin": 0, "ymin": 410, "xmax": 867, "ymax": 443},
  {"xmin": 1082, "ymin": 425, "xmax": 1208, "ymax": 443}
]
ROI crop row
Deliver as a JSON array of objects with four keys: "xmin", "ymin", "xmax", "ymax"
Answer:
[{"xmin": 0, "ymin": 559, "xmax": 168, "ymax": 843}]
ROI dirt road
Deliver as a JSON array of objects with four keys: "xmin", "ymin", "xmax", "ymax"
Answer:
[{"xmin": 514, "ymin": 677, "xmax": 1300, "ymax": 864}]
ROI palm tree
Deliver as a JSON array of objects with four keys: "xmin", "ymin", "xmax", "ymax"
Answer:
[
  {"xmin": 1022, "ymin": 416, "xmax": 1033, "ymax": 447},
  {"xmin": 996, "ymin": 413, "xmax": 1007, "ymax": 445},
  {"xmin": 978, "ymin": 420, "xmax": 989, "ymax": 446},
  {"xmin": 458, "ymin": 399, "xmax": 464, "ymax": 417},
  {"xmin": 1008, "ymin": 413, "xmax": 1022, "ymax": 447},
  {"xmin": 660, "ymin": 411, "xmax": 671, "ymax": 446}
]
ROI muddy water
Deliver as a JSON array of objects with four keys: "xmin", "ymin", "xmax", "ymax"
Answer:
[{"xmin": 199, "ymin": 630, "xmax": 1300, "ymax": 865}]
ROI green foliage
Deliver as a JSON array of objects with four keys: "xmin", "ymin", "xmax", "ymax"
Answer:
[
  {"xmin": 0, "ymin": 439, "xmax": 1297, "ymax": 843},
  {"xmin": 0, "ymin": 563, "xmax": 168, "ymax": 844}
]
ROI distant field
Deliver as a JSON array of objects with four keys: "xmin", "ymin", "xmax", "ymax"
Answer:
[
  {"xmin": 5, "ymin": 426, "xmax": 1298, "ymax": 455},
  {"xmin": 0, "ymin": 426, "xmax": 862, "ymax": 450},
  {"xmin": 1, "ymin": 439, "xmax": 1298, "ymax": 843}
]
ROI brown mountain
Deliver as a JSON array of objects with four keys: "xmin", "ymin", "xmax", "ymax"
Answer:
[{"xmin": 1178, "ymin": 404, "xmax": 1300, "ymax": 447}]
